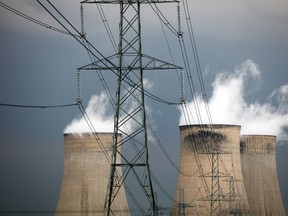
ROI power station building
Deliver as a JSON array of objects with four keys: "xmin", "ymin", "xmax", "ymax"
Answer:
[
  {"xmin": 240, "ymin": 135, "xmax": 286, "ymax": 215},
  {"xmin": 55, "ymin": 129, "xmax": 286, "ymax": 215},
  {"xmin": 171, "ymin": 124, "xmax": 249, "ymax": 215},
  {"xmin": 56, "ymin": 133, "xmax": 130, "ymax": 215}
]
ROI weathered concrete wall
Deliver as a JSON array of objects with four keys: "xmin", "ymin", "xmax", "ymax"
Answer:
[
  {"xmin": 171, "ymin": 124, "xmax": 249, "ymax": 215},
  {"xmin": 240, "ymin": 135, "xmax": 286, "ymax": 216},
  {"xmin": 56, "ymin": 133, "xmax": 130, "ymax": 215}
]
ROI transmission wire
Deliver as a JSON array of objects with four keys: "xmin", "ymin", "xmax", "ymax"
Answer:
[
  {"xmin": 0, "ymin": 102, "xmax": 77, "ymax": 109},
  {"xmin": 182, "ymin": 0, "xmax": 213, "ymax": 125},
  {"xmin": 148, "ymin": 2, "xmax": 178, "ymax": 36},
  {"xmin": 178, "ymin": 35, "xmax": 203, "ymax": 125},
  {"xmin": 95, "ymin": 4, "xmax": 118, "ymax": 51},
  {"xmin": 180, "ymin": 3, "xmax": 233, "ymax": 209},
  {"xmin": 0, "ymin": 2, "xmax": 80, "ymax": 38}
]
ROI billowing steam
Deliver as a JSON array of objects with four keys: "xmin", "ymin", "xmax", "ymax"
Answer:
[
  {"xmin": 64, "ymin": 91, "xmax": 114, "ymax": 134},
  {"xmin": 64, "ymin": 78, "xmax": 156, "ymax": 140},
  {"xmin": 179, "ymin": 59, "xmax": 288, "ymax": 140}
]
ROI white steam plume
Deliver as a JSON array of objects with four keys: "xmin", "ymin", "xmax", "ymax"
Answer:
[
  {"xmin": 64, "ymin": 91, "xmax": 114, "ymax": 134},
  {"xmin": 179, "ymin": 59, "xmax": 288, "ymax": 140},
  {"xmin": 64, "ymin": 78, "xmax": 157, "ymax": 143}
]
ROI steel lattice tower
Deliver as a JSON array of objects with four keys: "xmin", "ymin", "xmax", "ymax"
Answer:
[
  {"xmin": 210, "ymin": 149, "xmax": 221, "ymax": 215},
  {"xmin": 81, "ymin": 0, "xmax": 180, "ymax": 215}
]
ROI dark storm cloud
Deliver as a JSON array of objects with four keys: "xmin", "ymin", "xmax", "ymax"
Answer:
[{"xmin": 0, "ymin": 0, "xmax": 288, "ymax": 213}]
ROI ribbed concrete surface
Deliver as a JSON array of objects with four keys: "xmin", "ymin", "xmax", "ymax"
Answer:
[
  {"xmin": 171, "ymin": 124, "xmax": 249, "ymax": 215},
  {"xmin": 240, "ymin": 135, "xmax": 286, "ymax": 216},
  {"xmin": 56, "ymin": 133, "xmax": 130, "ymax": 215}
]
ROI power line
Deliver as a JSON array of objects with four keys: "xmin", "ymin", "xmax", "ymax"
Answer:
[
  {"xmin": 0, "ymin": 102, "xmax": 77, "ymax": 109},
  {"xmin": 37, "ymin": 0, "xmax": 179, "ymax": 106},
  {"xmin": 0, "ymin": 2, "xmax": 80, "ymax": 38},
  {"xmin": 182, "ymin": 0, "xmax": 213, "ymax": 125},
  {"xmin": 148, "ymin": 2, "xmax": 178, "ymax": 36}
]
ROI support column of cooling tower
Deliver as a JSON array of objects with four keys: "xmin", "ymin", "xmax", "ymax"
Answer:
[
  {"xmin": 172, "ymin": 124, "xmax": 250, "ymax": 215},
  {"xmin": 80, "ymin": 1, "xmax": 181, "ymax": 215},
  {"xmin": 240, "ymin": 135, "xmax": 286, "ymax": 215},
  {"xmin": 56, "ymin": 133, "xmax": 130, "ymax": 215}
]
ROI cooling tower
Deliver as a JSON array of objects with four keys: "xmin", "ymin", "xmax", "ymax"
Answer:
[
  {"xmin": 171, "ymin": 124, "xmax": 249, "ymax": 215},
  {"xmin": 56, "ymin": 133, "xmax": 130, "ymax": 215},
  {"xmin": 240, "ymin": 135, "xmax": 286, "ymax": 215}
]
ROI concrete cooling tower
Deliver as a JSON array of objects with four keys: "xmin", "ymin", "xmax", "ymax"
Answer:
[
  {"xmin": 171, "ymin": 124, "xmax": 249, "ymax": 215},
  {"xmin": 56, "ymin": 133, "xmax": 130, "ymax": 215},
  {"xmin": 240, "ymin": 135, "xmax": 286, "ymax": 215}
]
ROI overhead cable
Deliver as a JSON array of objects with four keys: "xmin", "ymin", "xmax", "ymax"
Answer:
[
  {"xmin": 149, "ymin": 2, "xmax": 178, "ymax": 36},
  {"xmin": 182, "ymin": 0, "xmax": 213, "ymax": 125},
  {"xmin": 95, "ymin": 3, "xmax": 118, "ymax": 51},
  {"xmin": 0, "ymin": 2, "xmax": 80, "ymax": 38},
  {"xmin": 77, "ymin": 100, "xmax": 146, "ymax": 212},
  {"xmin": 36, "ymin": 0, "xmax": 118, "ymax": 70},
  {"xmin": 77, "ymin": 102, "xmax": 112, "ymax": 163},
  {"xmin": 0, "ymin": 102, "xmax": 77, "ymax": 109},
  {"xmin": 38, "ymin": 0, "xmax": 178, "ymax": 106},
  {"xmin": 147, "ymin": 117, "xmax": 194, "ymax": 178},
  {"xmin": 178, "ymin": 33, "xmax": 203, "ymax": 124}
]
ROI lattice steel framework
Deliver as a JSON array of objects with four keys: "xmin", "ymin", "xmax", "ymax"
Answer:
[
  {"xmin": 81, "ymin": 1, "xmax": 180, "ymax": 215},
  {"xmin": 197, "ymin": 140, "xmax": 223, "ymax": 216},
  {"xmin": 210, "ymin": 149, "xmax": 221, "ymax": 215}
]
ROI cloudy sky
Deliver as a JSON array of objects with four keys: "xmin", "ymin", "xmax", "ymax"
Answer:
[{"xmin": 0, "ymin": 0, "xmax": 287, "ymax": 214}]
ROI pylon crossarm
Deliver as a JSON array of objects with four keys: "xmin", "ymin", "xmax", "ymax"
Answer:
[
  {"xmin": 142, "ymin": 54, "xmax": 182, "ymax": 70},
  {"xmin": 78, "ymin": 53, "xmax": 182, "ymax": 71},
  {"xmin": 77, "ymin": 54, "xmax": 118, "ymax": 70},
  {"xmin": 82, "ymin": 0, "xmax": 179, "ymax": 4}
]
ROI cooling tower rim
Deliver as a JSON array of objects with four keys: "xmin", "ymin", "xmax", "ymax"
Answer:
[
  {"xmin": 240, "ymin": 134, "xmax": 276, "ymax": 138},
  {"xmin": 63, "ymin": 132, "xmax": 122, "ymax": 137},
  {"xmin": 179, "ymin": 124, "xmax": 241, "ymax": 129}
]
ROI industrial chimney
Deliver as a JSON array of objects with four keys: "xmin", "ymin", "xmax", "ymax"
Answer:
[
  {"xmin": 240, "ymin": 135, "xmax": 286, "ymax": 215},
  {"xmin": 171, "ymin": 124, "xmax": 249, "ymax": 215},
  {"xmin": 56, "ymin": 133, "xmax": 130, "ymax": 215}
]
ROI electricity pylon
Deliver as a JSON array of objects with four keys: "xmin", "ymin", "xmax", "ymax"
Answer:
[{"xmin": 81, "ymin": 1, "xmax": 181, "ymax": 215}]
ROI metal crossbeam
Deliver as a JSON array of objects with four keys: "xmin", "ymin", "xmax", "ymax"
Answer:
[
  {"xmin": 81, "ymin": 0, "xmax": 178, "ymax": 4},
  {"xmin": 78, "ymin": 54, "xmax": 182, "ymax": 71}
]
